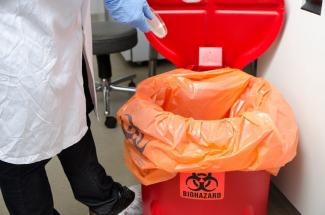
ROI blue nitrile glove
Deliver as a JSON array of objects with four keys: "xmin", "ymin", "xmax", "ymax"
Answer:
[{"xmin": 104, "ymin": 0, "xmax": 153, "ymax": 32}]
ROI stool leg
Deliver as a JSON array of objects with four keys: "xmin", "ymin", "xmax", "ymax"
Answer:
[
  {"xmin": 96, "ymin": 54, "xmax": 117, "ymax": 128},
  {"xmin": 149, "ymin": 45, "xmax": 158, "ymax": 77},
  {"xmin": 97, "ymin": 54, "xmax": 112, "ymax": 80},
  {"xmin": 102, "ymin": 79, "xmax": 110, "ymax": 116}
]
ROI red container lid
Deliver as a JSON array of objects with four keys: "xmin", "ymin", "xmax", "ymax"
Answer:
[{"xmin": 145, "ymin": 0, "xmax": 285, "ymax": 70}]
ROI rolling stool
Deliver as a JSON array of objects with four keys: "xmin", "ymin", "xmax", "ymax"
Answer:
[{"xmin": 92, "ymin": 20, "xmax": 138, "ymax": 128}]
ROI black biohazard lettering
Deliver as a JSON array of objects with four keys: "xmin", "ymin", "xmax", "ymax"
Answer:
[
  {"xmin": 185, "ymin": 173, "xmax": 218, "ymax": 192},
  {"xmin": 217, "ymin": 192, "xmax": 221, "ymax": 198},
  {"xmin": 120, "ymin": 114, "xmax": 149, "ymax": 153},
  {"xmin": 182, "ymin": 191, "xmax": 221, "ymax": 199}
]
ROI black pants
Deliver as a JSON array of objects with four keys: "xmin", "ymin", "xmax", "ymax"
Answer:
[{"xmin": 0, "ymin": 59, "xmax": 118, "ymax": 215}]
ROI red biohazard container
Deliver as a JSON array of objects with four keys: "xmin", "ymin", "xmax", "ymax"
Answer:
[
  {"xmin": 142, "ymin": 0, "xmax": 285, "ymax": 214},
  {"xmin": 143, "ymin": 171, "xmax": 270, "ymax": 215}
]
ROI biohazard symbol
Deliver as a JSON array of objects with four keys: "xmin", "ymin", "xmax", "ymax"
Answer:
[
  {"xmin": 186, "ymin": 173, "xmax": 218, "ymax": 192},
  {"xmin": 120, "ymin": 114, "xmax": 148, "ymax": 153}
]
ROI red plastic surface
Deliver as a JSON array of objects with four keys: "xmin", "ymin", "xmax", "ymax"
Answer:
[
  {"xmin": 142, "ymin": 2, "xmax": 282, "ymax": 214},
  {"xmin": 142, "ymin": 171, "xmax": 270, "ymax": 215},
  {"xmin": 146, "ymin": 0, "xmax": 285, "ymax": 69}
]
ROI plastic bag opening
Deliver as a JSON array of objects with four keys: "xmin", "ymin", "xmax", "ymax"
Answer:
[{"xmin": 118, "ymin": 68, "xmax": 298, "ymax": 185}]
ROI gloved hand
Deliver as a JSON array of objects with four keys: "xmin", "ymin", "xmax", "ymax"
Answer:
[{"xmin": 104, "ymin": 0, "xmax": 153, "ymax": 32}]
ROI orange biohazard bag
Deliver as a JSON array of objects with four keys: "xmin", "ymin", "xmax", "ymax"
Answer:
[{"xmin": 117, "ymin": 68, "xmax": 298, "ymax": 185}]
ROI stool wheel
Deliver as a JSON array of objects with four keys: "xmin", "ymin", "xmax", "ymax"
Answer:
[
  {"xmin": 105, "ymin": 116, "xmax": 117, "ymax": 129},
  {"xmin": 128, "ymin": 81, "xmax": 136, "ymax": 88}
]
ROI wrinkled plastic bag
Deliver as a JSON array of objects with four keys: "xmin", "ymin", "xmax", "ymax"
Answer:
[{"xmin": 117, "ymin": 68, "xmax": 298, "ymax": 185}]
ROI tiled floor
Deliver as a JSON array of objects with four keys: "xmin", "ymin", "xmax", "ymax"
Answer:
[{"xmin": 0, "ymin": 54, "xmax": 299, "ymax": 214}]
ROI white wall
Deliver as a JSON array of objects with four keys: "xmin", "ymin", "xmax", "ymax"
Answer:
[{"xmin": 258, "ymin": 1, "xmax": 325, "ymax": 214}]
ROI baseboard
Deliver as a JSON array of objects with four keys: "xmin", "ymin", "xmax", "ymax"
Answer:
[{"xmin": 268, "ymin": 182, "xmax": 301, "ymax": 215}]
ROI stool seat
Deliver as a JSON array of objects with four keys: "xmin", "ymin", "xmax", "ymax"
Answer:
[{"xmin": 92, "ymin": 21, "xmax": 138, "ymax": 55}]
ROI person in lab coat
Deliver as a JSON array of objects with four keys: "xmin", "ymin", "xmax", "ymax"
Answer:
[{"xmin": 0, "ymin": 0, "xmax": 152, "ymax": 214}]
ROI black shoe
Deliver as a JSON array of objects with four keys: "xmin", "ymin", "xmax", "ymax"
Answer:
[{"xmin": 108, "ymin": 185, "xmax": 135, "ymax": 215}]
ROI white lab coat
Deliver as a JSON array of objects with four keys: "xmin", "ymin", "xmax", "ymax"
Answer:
[{"xmin": 0, "ymin": 0, "xmax": 97, "ymax": 164}]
